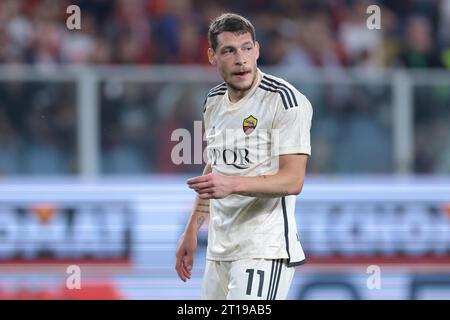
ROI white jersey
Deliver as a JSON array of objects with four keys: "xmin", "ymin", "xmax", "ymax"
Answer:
[{"xmin": 203, "ymin": 69, "xmax": 313, "ymax": 267}]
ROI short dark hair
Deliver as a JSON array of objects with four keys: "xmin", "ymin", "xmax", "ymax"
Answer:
[{"xmin": 208, "ymin": 13, "xmax": 256, "ymax": 51}]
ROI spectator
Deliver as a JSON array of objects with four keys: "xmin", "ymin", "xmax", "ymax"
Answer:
[
  {"xmin": 397, "ymin": 15, "xmax": 442, "ymax": 68},
  {"xmin": 0, "ymin": 109, "xmax": 22, "ymax": 175}
]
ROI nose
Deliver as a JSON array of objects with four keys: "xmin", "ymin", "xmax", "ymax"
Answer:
[{"xmin": 234, "ymin": 48, "xmax": 247, "ymax": 66}]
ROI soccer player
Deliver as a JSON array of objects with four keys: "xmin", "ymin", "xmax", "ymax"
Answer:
[{"xmin": 175, "ymin": 13, "xmax": 313, "ymax": 300}]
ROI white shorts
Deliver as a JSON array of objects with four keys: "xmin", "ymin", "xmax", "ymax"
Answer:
[{"xmin": 201, "ymin": 258, "xmax": 295, "ymax": 300}]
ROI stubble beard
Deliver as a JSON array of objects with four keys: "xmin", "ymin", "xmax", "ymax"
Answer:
[{"xmin": 226, "ymin": 67, "xmax": 257, "ymax": 93}]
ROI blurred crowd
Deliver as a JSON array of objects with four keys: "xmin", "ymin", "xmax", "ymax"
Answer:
[
  {"xmin": 1, "ymin": 0, "xmax": 450, "ymax": 68},
  {"xmin": 0, "ymin": 0, "xmax": 449, "ymax": 175}
]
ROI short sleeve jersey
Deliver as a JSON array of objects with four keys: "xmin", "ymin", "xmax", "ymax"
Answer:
[{"xmin": 203, "ymin": 69, "xmax": 313, "ymax": 266}]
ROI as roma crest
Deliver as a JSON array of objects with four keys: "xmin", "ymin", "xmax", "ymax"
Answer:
[{"xmin": 243, "ymin": 115, "xmax": 257, "ymax": 135}]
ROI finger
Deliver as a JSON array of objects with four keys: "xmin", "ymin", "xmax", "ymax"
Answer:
[
  {"xmin": 181, "ymin": 266, "xmax": 191, "ymax": 280},
  {"xmin": 175, "ymin": 257, "xmax": 187, "ymax": 282},
  {"xmin": 197, "ymin": 188, "xmax": 214, "ymax": 194},
  {"xmin": 180, "ymin": 264, "xmax": 190, "ymax": 280},
  {"xmin": 188, "ymin": 181, "xmax": 213, "ymax": 190},
  {"xmin": 180, "ymin": 258, "xmax": 191, "ymax": 280},
  {"xmin": 176, "ymin": 248, "xmax": 189, "ymax": 281},
  {"xmin": 198, "ymin": 193, "xmax": 213, "ymax": 200},
  {"xmin": 187, "ymin": 175, "xmax": 208, "ymax": 185},
  {"xmin": 184, "ymin": 253, "xmax": 194, "ymax": 276},
  {"xmin": 176, "ymin": 267, "xmax": 186, "ymax": 282}
]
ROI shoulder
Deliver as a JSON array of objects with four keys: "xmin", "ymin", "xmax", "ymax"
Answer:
[
  {"xmin": 203, "ymin": 82, "xmax": 226, "ymax": 113},
  {"xmin": 258, "ymin": 73, "xmax": 311, "ymax": 112}
]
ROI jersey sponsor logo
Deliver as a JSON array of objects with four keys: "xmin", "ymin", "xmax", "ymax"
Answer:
[
  {"xmin": 206, "ymin": 126, "xmax": 280, "ymax": 171},
  {"xmin": 243, "ymin": 115, "xmax": 258, "ymax": 135},
  {"xmin": 209, "ymin": 147, "xmax": 250, "ymax": 169}
]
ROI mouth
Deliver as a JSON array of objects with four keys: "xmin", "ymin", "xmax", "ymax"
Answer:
[{"xmin": 232, "ymin": 70, "xmax": 251, "ymax": 77}]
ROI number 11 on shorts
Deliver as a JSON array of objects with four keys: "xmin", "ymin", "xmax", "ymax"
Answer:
[{"xmin": 245, "ymin": 269, "xmax": 265, "ymax": 297}]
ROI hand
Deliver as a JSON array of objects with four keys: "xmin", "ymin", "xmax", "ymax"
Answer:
[
  {"xmin": 175, "ymin": 232, "xmax": 197, "ymax": 282},
  {"xmin": 187, "ymin": 173, "xmax": 235, "ymax": 199}
]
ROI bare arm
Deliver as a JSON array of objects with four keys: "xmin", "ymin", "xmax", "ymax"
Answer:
[
  {"xmin": 183, "ymin": 163, "xmax": 212, "ymax": 234},
  {"xmin": 175, "ymin": 163, "xmax": 212, "ymax": 282},
  {"xmin": 187, "ymin": 154, "xmax": 308, "ymax": 199},
  {"xmin": 234, "ymin": 154, "xmax": 308, "ymax": 197}
]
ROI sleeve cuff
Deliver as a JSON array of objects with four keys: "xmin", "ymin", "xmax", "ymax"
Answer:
[{"xmin": 278, "ymin": 145, "xmax": 311, "ymax": 156}]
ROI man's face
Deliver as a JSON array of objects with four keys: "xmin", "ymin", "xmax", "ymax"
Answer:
[{"xmin": 208, "ymin": 31, "xmax": 260, "ymax": 92}]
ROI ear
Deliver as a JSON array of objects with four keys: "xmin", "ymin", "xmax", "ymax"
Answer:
[
  {"xmin": 255, "ymin": 41, "xmax": 260, "ymax": 61},
  {"xmin": 207, "ymin": 48, "xmax": 217, "ymax": 66}
]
